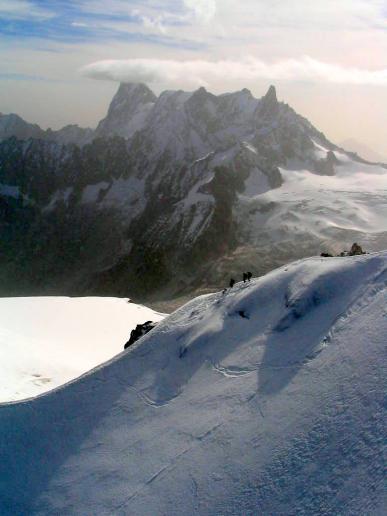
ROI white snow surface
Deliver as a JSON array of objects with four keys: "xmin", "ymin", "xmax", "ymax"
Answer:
[
  {"xmin": 0, "ymin": 297, "xmax": 164, "ymax": 402},
  {"xmin": 0, "ymin": 253, "xmax": 386, "ymax": 514},
  {"xmin": 241, "ymin": 157, "xmax": 387, "ymax": 244}
]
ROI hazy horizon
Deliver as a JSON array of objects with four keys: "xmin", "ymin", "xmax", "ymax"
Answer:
[{"xmin": 0, "ymin": 0, "xmax": 386, "ymax": 157}]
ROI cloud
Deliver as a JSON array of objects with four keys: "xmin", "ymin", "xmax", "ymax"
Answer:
[
  {"xmin": 81, "ymin": 56, "xmax": 387, "ymax": 88},
  {"xmin": 131, "ymin": 9, "xmax": 167, "ymax": 34},
  {"xmin": 0, "ymin": 0, "xmax": 54, "ymax": 21},
  {"xmin": 71, "ymin": 22, "xmax": 89, "ymax": 28},
  {"xmin": 184, "ymin": 0, "xmax": 216, "ymax": 24}
]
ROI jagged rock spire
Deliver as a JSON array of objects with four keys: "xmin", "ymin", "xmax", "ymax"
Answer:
[{"xmin": 260, "ymin": 85, "xmax": 279, "ymax": 117}]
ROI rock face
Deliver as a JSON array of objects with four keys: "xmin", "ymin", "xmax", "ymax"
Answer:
[
  {"xmin": 0, "ymin": 84, "xmax": 385, "ymax": 300},
  {"xmin": 96, "ymin": 83, "xmax": 157, "ymax": 138}
]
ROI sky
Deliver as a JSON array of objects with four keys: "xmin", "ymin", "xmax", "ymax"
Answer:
[{"xmin": 0, "ymin": 0, "xmax": 386, "ymax": 157}]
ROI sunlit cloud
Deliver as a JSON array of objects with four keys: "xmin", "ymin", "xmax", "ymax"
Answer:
[{"xmin": 81, "ymin": 56, "xmax": 387, "ymax": 88}]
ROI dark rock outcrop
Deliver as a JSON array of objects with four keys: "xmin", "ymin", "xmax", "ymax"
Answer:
[{"xmin": 124, "ymin": 321, "xmax": 158, "ymax": 349}]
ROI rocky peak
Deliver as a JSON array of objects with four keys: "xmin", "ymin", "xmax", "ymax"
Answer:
[
  {"xmin": 105, "ymin": 83, "xmax": 157, "ymax": 120},
  {"xmin": 96, "ymin": 82, "xmax": 157, "ymax": 138},
  {"xmin": 241, "ymin": 87, "xmax": 253, "ymax": 97},
  {"xmin": 259, "ymin": 85, "xmax": 279, "ymax": 117},
  {"xmin": 188, "ymin": 86, "xmax": 214, "ymax": 103},
  {"xmin": 0, "ymin": 113, "xmax": 45, "ymax": 140}
]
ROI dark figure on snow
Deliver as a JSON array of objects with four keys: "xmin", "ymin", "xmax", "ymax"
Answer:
[
  {"xmin": 229, "ymin": 278, "xmax": 235, "ymax": 288},
  {"xmin": 124, "ymin": 321, "xmax": 157, "ymax": 349},
  {"xmin": 243, "ymin": 272, "xmax": 248, "ymax": 283},
  {"xmin": 349, "ymin": 242, "xmax": 365, "ymax": 256},
  {"xmin": 247, "ymin": 271, "xmax": 252, "ymax": 281}
]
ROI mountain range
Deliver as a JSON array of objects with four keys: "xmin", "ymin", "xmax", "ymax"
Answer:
[{"xmin": 0, "ymin": 83, "xmax": 386, "ymax": 304}]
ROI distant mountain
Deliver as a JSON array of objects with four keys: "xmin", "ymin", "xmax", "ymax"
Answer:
[
  {"xmin": 339, "ymin": 138, "xmax": 387, "ymax": 164},
  {"xmin": 0, "ymin": 84, "xmax": 386, "ymax": 301},
  {"xmin": 0, "ymin": 113, "xmax": 93, "ymax": 146},
  {"xmin": 0, "ymin": 113, "xmax": 46, "ymax": 140}
]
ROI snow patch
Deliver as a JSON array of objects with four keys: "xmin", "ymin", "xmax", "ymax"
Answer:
[
  {"xmin": 0, "ymin": 297, "xmax": 165, "ymax": 401},
  {"xmin": 81, "ymin": 181, "xmax": 110, "ymax": 203}
]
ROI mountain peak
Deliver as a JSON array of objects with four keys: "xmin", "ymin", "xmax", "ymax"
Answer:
[
  {"xmin": 114, "ymin": 82, "xmax": 157, "ymax": 104},
  {"xmin": 96, "ymin": 82, "xmax": 157, "ymax": 137},
  {"xmin": 259, "ymin": 84, "xmax": 279, "ymax": 117},
  {"xmin": 241, "ymin": 87, "xmax": 253, "ymax": 97},
  {"xmin": 264, "ymin": 84, "xmax": 277, "ymax": 101}
]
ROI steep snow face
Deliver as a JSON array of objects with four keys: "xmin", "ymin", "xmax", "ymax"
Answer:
[
  {"xmin": 0, "ymin": 253, "xmax": 385, "ymax": 514},
  {"xmin": 0, "ymin": 297, "xmax": 165, "ymax": 402}
]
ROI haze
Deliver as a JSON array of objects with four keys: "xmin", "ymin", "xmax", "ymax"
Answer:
[{"xmin": 0, "ymin": 0, "xmax": 386, "ymax": 159}]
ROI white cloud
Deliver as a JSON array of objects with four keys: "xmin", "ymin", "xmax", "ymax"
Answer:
[
  {"xmin": 71, "ymin": 22, "xmax": 89, "ymax": 28},
  {"xmin": 0, "ymin": 0, "xmax": 54, "ymax": 21},
  {"xmin": 131, "ymin": 9, "xmax": 167, "ymax": 34},
  {"xmin": 81, "ymin": 56, "xmax": 387, "ymax": 88},
  {"xmin": 184, "ymin": 0, "xmax": 216, "ymax": 24}
]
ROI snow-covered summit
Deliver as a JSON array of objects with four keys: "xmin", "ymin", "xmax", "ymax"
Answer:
[{"xmin": 0, "ymin": 252, "xmax": 385, "ymax": 514}]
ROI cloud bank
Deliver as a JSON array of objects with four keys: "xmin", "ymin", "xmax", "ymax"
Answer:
[{"xmin": 81, "ymin": 56, "xmax": 387, "ymax": 88}]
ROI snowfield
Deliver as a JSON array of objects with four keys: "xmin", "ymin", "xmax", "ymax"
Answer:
[
  {"xmin": 0, "ymin": 253, "xmax": 386, "ymax": 514},
  {"xmin": 239, "ymin": 148, "xmax": 387, "ymax": 249},
  {"xmin": 0, "ymin": 297, "xmax": 165, "ymax": 402}
]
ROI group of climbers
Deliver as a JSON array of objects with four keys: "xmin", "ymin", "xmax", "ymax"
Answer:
[
  {"xmin": 321, "ymin": 242, "xmax": 366, "ymax": 258},
  {"xmin": 229, "ymin": 271, "xmax": 253, "ymax": 289}
]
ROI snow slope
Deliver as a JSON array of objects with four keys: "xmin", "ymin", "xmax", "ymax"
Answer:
[
  {"xmin": 0, "ymin": 297, "xmax": 164, "ymax": 402},
  {"xmin": 239, "ymin": 146, "xmax": 387, "ymax": 250},
  {"xmin": 0, "ymin": 253, "xmax": 386, "ymax": 514}
]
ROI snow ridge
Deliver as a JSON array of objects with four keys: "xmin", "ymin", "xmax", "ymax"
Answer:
[{"xmin": 0, "ymin": 252, "xmax": 385, "ymax": 514}]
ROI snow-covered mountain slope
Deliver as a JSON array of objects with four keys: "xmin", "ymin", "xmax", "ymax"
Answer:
[
  {"xmin": 0, "ymin": 252, "xmax": 385, "ymax": 514},
  {"xmin": 0, "ymin": 297, "xmax": 164, "ymax": 402},
  {"xmin": 0, "ymin": 84, "xmax": 386, "ymax": 300},
  {"xmin": 237, "ymin": 148, "xmax": 387, "ymax": 252}
]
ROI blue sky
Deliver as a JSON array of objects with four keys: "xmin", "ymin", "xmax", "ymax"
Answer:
[
  {"xmin": 0, "ymin": 0, "xmax": 386, "ymax": 156},
  {"xmin": 0, "ymin": 0, "xmax": 198, "ymax": 47}
]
